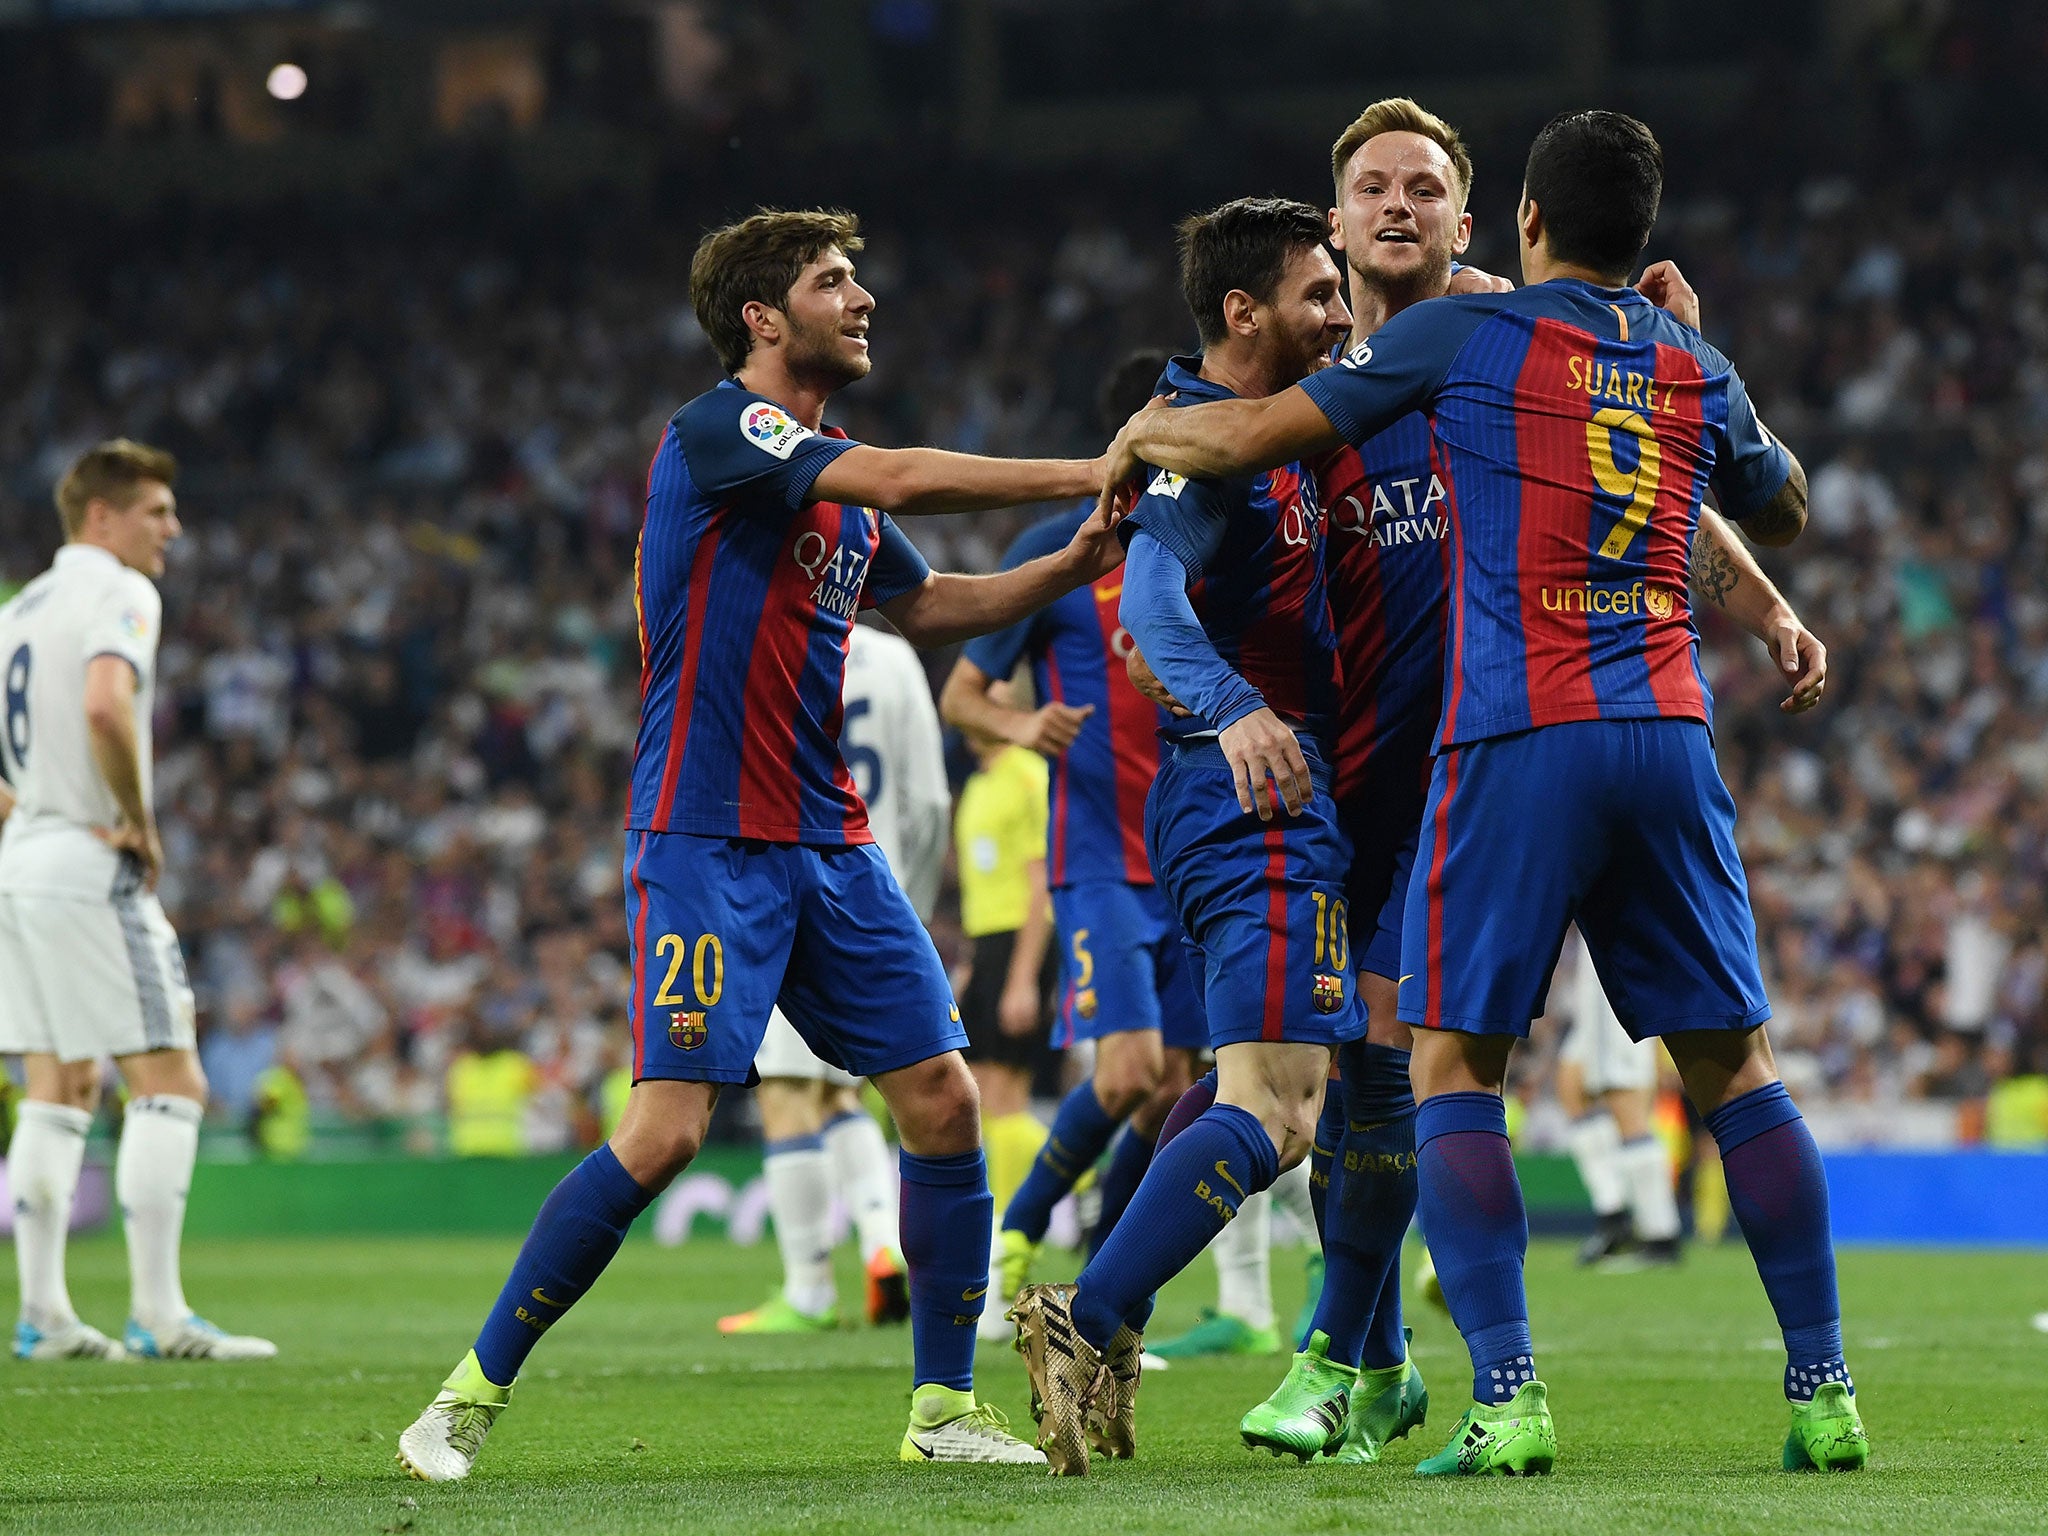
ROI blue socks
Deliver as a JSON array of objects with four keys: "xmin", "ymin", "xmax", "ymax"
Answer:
[
  {"xmin": 472, "ymin": 1144, "xmax": 655, "ymax": 1386},
  {"xmin": 1003, "ymin": 1081, "xmax": 1121, "ymax": 1243},
  {"xmin": 1704, "ymin": 1081, "xmax": 1852, "ymax": 1402},
  {"xmin": 1088, "ymin": 1125, "xmax": 1156, "ymax": 1259},
  {"xmin": 1072, "ymin": 1103, "xmax": 1278, "ymax": 1351},
  {"xmin": 899, "ymin": 1148, "xmax": 992, "ymax": 1393},
  {"xmin": 1308, "ymin": 1077, "xmax": 1343, "ymax": 1241},
  {"xmin": 1416, "ymin": 1091, "xmax": 1533, "ymax": 1405},
  {"xmin": 1312, "ymin": 1042, "xmax": 1417, "ymax": 1370}
]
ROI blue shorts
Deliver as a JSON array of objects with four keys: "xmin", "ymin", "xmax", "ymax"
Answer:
[
  {"xmin": 1397, "ymin": 718, "xmax": 1771, "ymax": 1040},
  {"xmin": 1051, "ymin": 881, "xmax": 1207, "ymax": 1051},
  {"xmin": 624, "ymin": 831, "xmax": 966, "ymax": 1085},
  {"xmin": 1146, "ymin": 740, "xmax": 1367, "ymax": 1051}
]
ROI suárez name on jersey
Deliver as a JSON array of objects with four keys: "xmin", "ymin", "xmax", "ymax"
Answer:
[{"xmin": 794, "ymin": 526, "xmax": 872, "ymax": 620}]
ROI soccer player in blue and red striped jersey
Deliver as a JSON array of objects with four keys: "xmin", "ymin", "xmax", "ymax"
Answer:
[
  {"xmin": 1011, "ymin": 198, "xmax": 1367, "ymax": 1476},
  {"xmin": 398, "ymin": 208, "xmax": 1135, "ymax": 1478},
  {"xmin": 1103, "ymin": 113, "xmax": 1864, "ymax": 1477},
  {"xmin": 940, "ymin": 352, "xmax": 1206, "ymax": 1335}
]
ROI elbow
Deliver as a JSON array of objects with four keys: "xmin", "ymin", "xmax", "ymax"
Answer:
[
  {"xmin": 84, "ymin": 702, "xmax": 126, "ymax": 741},
  {"xmin": 865, "ymin": 457, "xmax": 922, "ymax": 514}
]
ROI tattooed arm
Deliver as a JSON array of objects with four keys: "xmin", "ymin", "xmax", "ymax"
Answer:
[{"xmin": 1692, "ymin": 509, "xmax": 1828, "ymax": 713}]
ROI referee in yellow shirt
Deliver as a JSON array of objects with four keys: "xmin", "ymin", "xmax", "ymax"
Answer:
[{"xmin": 954, "ymin": 712, "xmax": 1057, "ymax": 1211}]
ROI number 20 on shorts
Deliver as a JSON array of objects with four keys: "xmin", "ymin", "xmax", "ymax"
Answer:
[{"xmin": 652, "ymin": 932, "xmax": 724, "ymax": 1008}]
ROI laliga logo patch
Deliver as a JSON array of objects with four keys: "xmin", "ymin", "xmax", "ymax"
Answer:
[
  {"xmin": 120, "ymin": 607, "xmax": 150, "ymax": 640},
  {"xmin": 1146, "ymin": 468, "xmax": 1187, "ymax": 499},
  {"xmin": 741, "ymin": 401, "xmax": 814, "ymax": 460},
  {"xmin": 1342, "ymin": 339, "xmax": 1373, "ymax": 370},
  {"xmin": 668, "ymin": 1010, "xmax": 708, "ymax": 1050},
  {"xmin": 1311, "ymin": 973, "xmax": 1346, "ymax": 1014},
  {"xmin": 1644, "ymin": 583, "xmax": 1675, "ymax": 620}
]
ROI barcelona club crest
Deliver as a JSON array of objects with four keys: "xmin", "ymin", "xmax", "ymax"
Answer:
[
  {"xmin": 1074, "ymin": 987, "xmax": 1098, "ymax": 1020},
  {"xmin": 1311, "ymin": 973, "xmax": 1346, "ymax": 1015},
  {"xmin": 668, "ymin": 1011, "xmax": 709, "ymax": 1050}
]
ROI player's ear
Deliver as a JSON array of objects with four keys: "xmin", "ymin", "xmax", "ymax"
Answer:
[
  {"xmin": 1518, "ymin": 193, "xmax": 1542, "ymax": 253},
  {"xmin": 1222, "ymin": 288, "xmax": 1259, "ymax": 339},
  {"xmin": 1451, "ymin": 210, "xmax": 1472, "ymax": 257},
  {"xmin": 1327, "ymin": 206, "xmax": 1346, "ymax": 251},
  {"xmin": 740, "ymin": 298, "xmax": 782, "ymax": 350}
]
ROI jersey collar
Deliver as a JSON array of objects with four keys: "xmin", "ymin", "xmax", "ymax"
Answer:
[
  {"xmin": 54, "ymin": 543, "xmax": 124, "ymax": 574},
  {"xmin": 1158, "ymin": 353, "xmax": 1239, "ymax": 405}
]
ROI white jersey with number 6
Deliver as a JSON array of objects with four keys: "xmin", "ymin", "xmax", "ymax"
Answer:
[
  {"xmin": 0, "ymin": 543, "xmax": 193, "ymax": 1062},
  {"xmin": 754, "ymin": 622, "xmax": 952, "ymax": 1083}
]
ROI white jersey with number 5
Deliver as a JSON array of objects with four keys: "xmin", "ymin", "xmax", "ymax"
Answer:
[
  {"xmin": 753, "ymin": 623, "xmax": 951, "ymax": 1083},
  {"xmin": 839, "ymin": 623, "xmax": 950, "ymax": 923},
  {"xmin": 0, "ymin": 544, "xmax": 162, "ymax": 896}
]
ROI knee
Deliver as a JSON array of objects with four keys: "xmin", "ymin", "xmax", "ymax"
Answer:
[
  {"xmin": 615, "ymin": 1120, "xmax": 704, "ymax": 1190},
  {"xmin": 1271, "ymin": 1102, "xmax": 1321, "ymax": 1172},
  {"xmin": 884, "ymin": 1053, "xmax": 981, "ymax": 1155},
  {"xmin": 1092, "ymin": 1060, "xmax": 1155, "ymax": 1121},
  {"xmin": 56, "ymin": 1063, "xmax": 101, "ymax": 1114}
]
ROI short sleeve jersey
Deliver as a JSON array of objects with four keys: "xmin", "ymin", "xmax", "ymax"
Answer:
[
  {"xmin": 1123, "ymin": 356, "xmax": 1342, "ymax": 752},
  {"xmin": 626, "ymin": 380, "xmax": 932, "ymax": 844},
  {"xmin": 964, "ymin": 505, "xmax": 1168, "ymax": 889},
  {"xmin": 1317, "ymin": 412, "xmax": 1452, "ymax": 803},
  {"xmin": 0, "ymin": 544, "xmax": 162, "ymax": 897},
  {"xmin": 1299, "ymin": 281, "xmax": 1791, "ymax": 748}
]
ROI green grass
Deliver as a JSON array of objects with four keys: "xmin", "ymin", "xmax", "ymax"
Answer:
[{"xmin": 2, "ymin": 1232, "xmax": 2039, "ymax": 1535}]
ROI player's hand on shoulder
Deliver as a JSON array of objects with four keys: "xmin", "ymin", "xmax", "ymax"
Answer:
[
  {"xmin": 1218, "ymin": 707, "xmax": 1312, "ymax": 822},
  {"xmin": 94, "ymin": 818, "xmax": 163, "ymax": 889},
  {"xmin": 1768, "ymin": 609, "xmax": 1828, "ymax": 714},
  {"xmin": 1448, "ymin": 264, "xmax": 1514, "ymax": 295},
  {"xmin": 1124, "ymin": 644, "xmax": 1191, "ymax": 718},
  {"xmin": 1012, "ymin": 701, "xmax": 1094, "ymax": 756},
  {"xmin": 1636, "ymin": 260, "xmax": 1701, "ymax": 330}
]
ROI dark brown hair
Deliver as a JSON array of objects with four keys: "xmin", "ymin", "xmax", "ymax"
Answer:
[{"xmin": 689, "ymin": 208, "xmax": 864, "ymax": 375}]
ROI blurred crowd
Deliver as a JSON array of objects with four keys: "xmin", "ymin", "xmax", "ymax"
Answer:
[{"xmin": 2, "ymin": 161, "xmax": 2046, "ymax": 1154}]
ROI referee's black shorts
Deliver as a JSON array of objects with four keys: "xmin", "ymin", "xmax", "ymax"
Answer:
[{"xmin": 959, "ymin": 929, "xmax": 1054, "ymax": 1070}]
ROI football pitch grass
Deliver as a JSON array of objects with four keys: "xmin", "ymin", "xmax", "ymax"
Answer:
[{"xmin": 3, "ymin": 1232, "xmax": 2040, "ymax": 1535}]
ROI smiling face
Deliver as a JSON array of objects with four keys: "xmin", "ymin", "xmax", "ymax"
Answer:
[
  {"xmin": 1248, "ymin": 243, "xmax": 1354, "ymax": 387},
  {"xmin": 1330, "ymin": 129, "xmax": 1471, "ymax": 301},
  {"xmin": 760, "ymin": 245, "xmax": 875, "ymax": 389}
]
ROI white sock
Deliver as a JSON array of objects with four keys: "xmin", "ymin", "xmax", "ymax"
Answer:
[
  {"xmin": 1267, "ymin": 1157, "xmax": 1315, "ymax": 1241},
  {"xmin": 1620, "ymin": 1134, "xmax": 1681, "ymax": 1242},
  {"xmin": 763, "ymin": 1140, "xmax": 837, "ymax": 1316},
  {"xmin": 1567, "ymin": 1111, "xmax": 1628, "ymax": 1218},
  {"xmin": 9, "ymin": 1102, "xmax": 92, "ymax": 1330},
  {"xmin": 1213, "ymin": 1186, "xmax": 1274, "ymax": 1331},
  {"xmin": 116, "ymin": 1094, "xmax": 202, "ymax": 1330},
  {"xmin": 822, "ymin": 1110, "xmax": 899, "ymax": 1263}
]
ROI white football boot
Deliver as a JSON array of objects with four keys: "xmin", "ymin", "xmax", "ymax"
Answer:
[
  {"xmin": 397, "ymin": 1351, "xmax": 513, "ymax": 1483},
  {"xmin": 124, "ymin": 1315, "xmax": 277, "ymax": 1361},
  {"xmin": 14, "ymin": 1318, "xmax": 130, "ymax": 1361}
]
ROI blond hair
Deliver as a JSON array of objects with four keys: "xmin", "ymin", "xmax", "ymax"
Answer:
[
  {"xmin": 54, "ymin": 438, "xmax": 177, "ymax": 539},
  {"xmin": 1330, "ymin": 97, "xmax": 1473, "ymax": 209}
]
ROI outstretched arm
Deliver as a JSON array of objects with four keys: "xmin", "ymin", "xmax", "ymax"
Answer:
[
  {"xmin": 813, "ymin": 444, "xmax": 1103, "ymax": 517},
  {"xmin": 1108, "ymin": 387, "xmax": 1342, "ymax": 490},
  {"xmin": 880, "ymin": 503, "xmax": 1123, "ymax": 648},
  {"xmin": 939, "ymin": 656, "xmax": 1095, "ymax": 757}
]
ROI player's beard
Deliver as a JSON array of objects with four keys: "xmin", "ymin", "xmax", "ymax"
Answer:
[
  {"xmin": 1351, "ymin": 237, "xmax": 1457, "ymax": 313},
  {"xmin": 785, "ymin": 313, "xmax": 872, "ymax": 391}
]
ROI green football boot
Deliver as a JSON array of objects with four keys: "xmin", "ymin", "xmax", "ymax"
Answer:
[
  {"xmin": 1415, "ymin": 1380, "xmax": 1556, "ymax": 1477},
  {"xmin": 1329, "ymin": 1328, "xmax": 1428, "ymax": 1464},
  {"xmin": 1292, "ymin": 1252, "xmax": 1325, "ymax": 1346},
  {"xmin": 1149, "ymin": 1309, "xmax": 1282, "ymax": 1360},
  {"xmin": 1782, "ymin": 1382, "xmax": 1869, "ymax": 1472},
  {"xmin": 716, "ymin": 1295, "xmax": 838, "ymax": 1335},
  {"xmin": 1239, "ymin": 1330, "xmax": 1355, "ymax": 1461}
]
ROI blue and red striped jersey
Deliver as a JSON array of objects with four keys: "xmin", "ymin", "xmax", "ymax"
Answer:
[
  {"xmin": 1317, "ymin": 413, "xmax": 1451, "ymax": 802},
  {"xmin": 964, "ymin": 505, "xmax": 1168, "ymax": 888},
  {"xmin": 1300, "ymin": 280, "xmax": 1790, "ymax": 748},
  {"xmin": 1124, "ymin": 355, "xmax": 1342, "ymax": 752},
  {"xmin": 626, "ymin": 380, "xmax": 932, "ymax": 844}
]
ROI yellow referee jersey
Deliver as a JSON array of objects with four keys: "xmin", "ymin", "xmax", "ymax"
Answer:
[{"xmin": 954, "ymin": 746, "xmax": 1048, "ymax": 938}]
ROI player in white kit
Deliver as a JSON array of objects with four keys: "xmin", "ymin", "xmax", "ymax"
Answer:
[
  {"xmin": 716, "ymin": 620, "xmax": 953, "ymax": 1334},
  {"xmin": 0, "ymin": 440, "xmax": 275, "ymax": 1362},
  {"xmin": 1557, "ymin": 928, "xmax": 1683, "ymax": 1268}
]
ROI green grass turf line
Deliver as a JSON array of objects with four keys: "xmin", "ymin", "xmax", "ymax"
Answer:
[{"xmin": 2, "ymin": 1233, "xmax": 2039, "ymax": 1534}]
